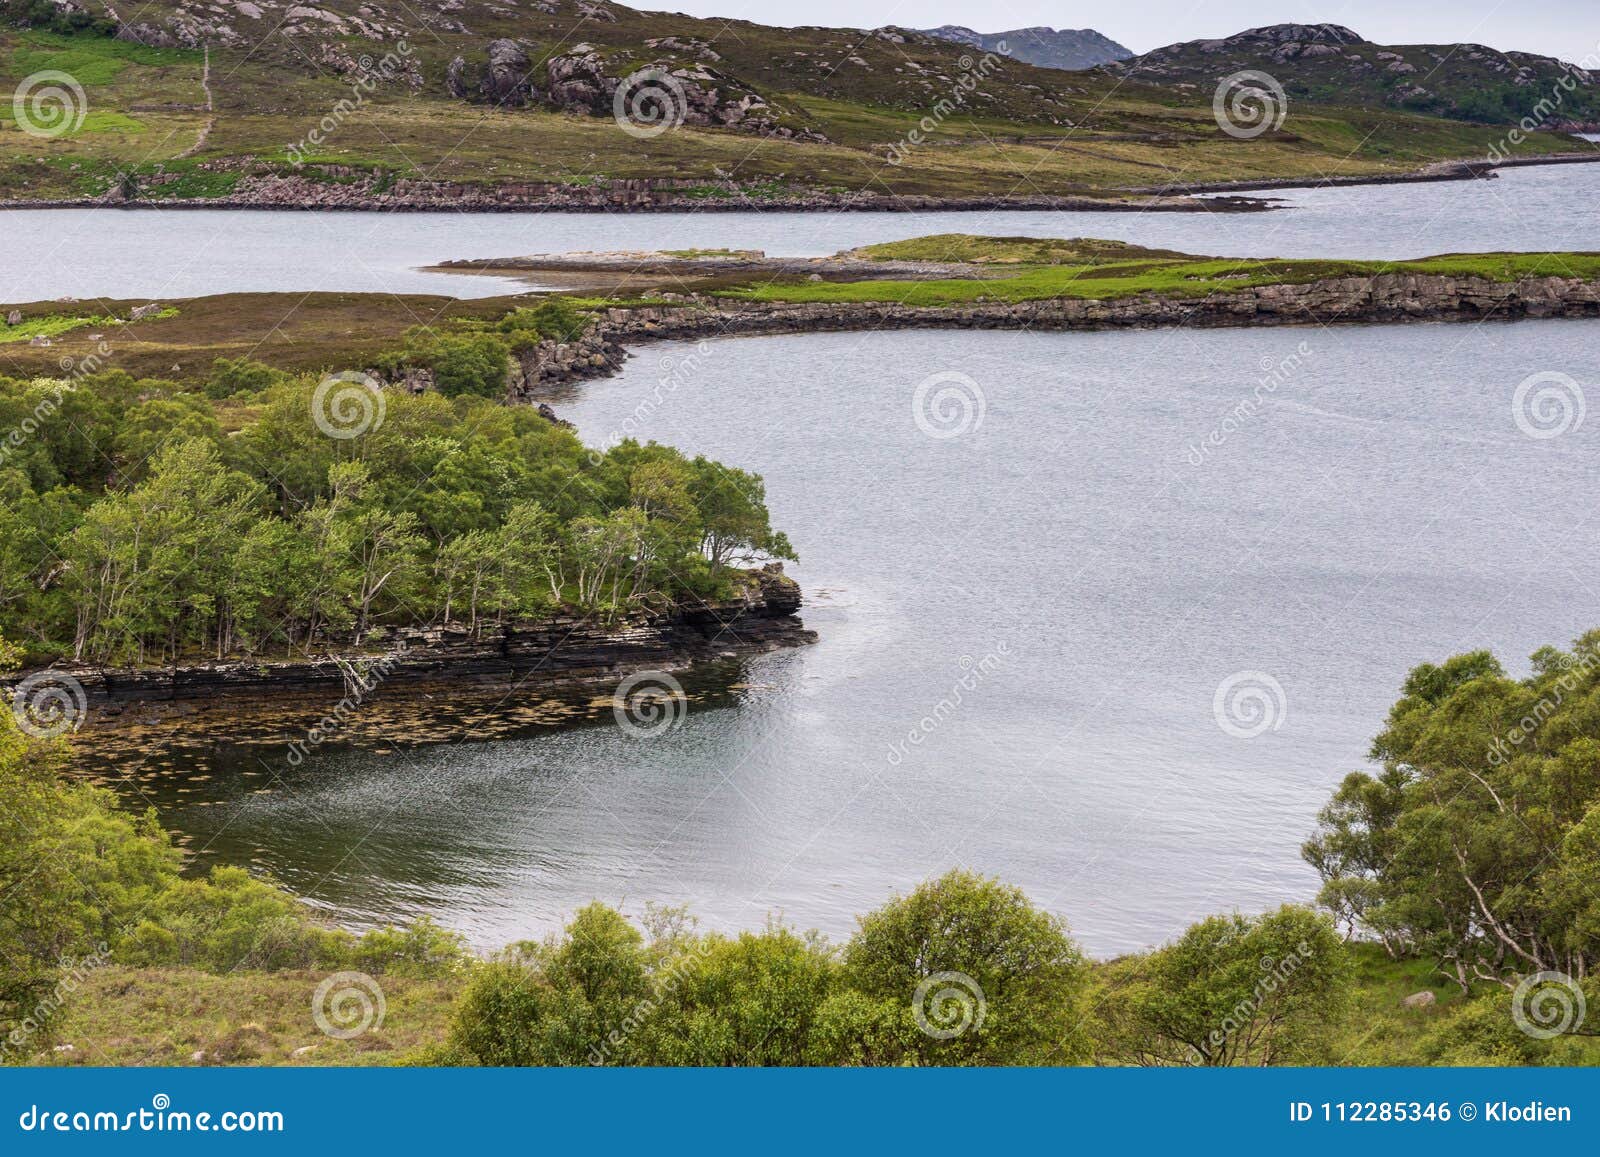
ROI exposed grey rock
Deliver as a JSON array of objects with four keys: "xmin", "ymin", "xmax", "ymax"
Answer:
[
  {"xmin": 1402, "ymin": 990, "xmax": 1436, "ymax": 1008},
  {"xmin": 445, "ymin": 55, "xmax": 471, "ymax": 99},
  {"xmin": 481, "ymin": 38, "xmax": 535, "ymax": 106}
]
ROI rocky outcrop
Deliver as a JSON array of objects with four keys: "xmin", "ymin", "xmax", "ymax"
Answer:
[
  {"xmin": 920, "ymin": 24, "xmax": 1132, "ymax": 71},
  {"xmin": 505, "ymin": 272, "xmax": 1600, "ymax": 398},
  {"xmin": 444, "ymin": 38, "xmax": 827, "ymax": 141},
  {"xmin": 482, "ymin": 38, "xmax": 537, "ymax": 106},
  {"xmin": 11, "ymin": 566, "xmax": 811, "ymax": 707}
]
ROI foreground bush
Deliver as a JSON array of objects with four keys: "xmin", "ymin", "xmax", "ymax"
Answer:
[{"xmin": 448, "ymin": 871, "xmax": 1092, "ymax": 1066}]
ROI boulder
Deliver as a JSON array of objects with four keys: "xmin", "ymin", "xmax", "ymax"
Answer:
[
  {"xmin": 482, "ymin": 39, "xmax": 535, "ymax": 107},
  {"xmin": 445, "ymin": 55, "xmax": 471, "ymax": 99},
  {"xmin": 1401, "ymin": 990, "xmax": 1437, "ymax": 1009}
]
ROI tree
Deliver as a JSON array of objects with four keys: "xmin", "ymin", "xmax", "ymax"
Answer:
[
  {"xmin": 449, "ymin": 904, "xmax": 653, "ymax": 1066},
  {"xmin": 1304, "ymin": 633, "xmax": 1600, "ymax": 991},
  {"xmin": 1096, "ymin": 906, "xmax": 1350, "ymax": 1066},
  {"xmin": 689, "ymin": 458, "xmax": 795, "ymax": 576},
  {"xmin": 642, "ymin": 925, "xmax": 835, "ymax": 1066},
  {"xmin": 827, "ymin": 869, "xmax": 1091, "ymax": 1065},
  {"xmin": 429, "ymin": 335, "xmax": 510, "ymax": 398}
]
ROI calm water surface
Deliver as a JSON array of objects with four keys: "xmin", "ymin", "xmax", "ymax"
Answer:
[
  {"xmin": 96, "ymin": 318, "xmax": 1600, "ymax": 956},
  {"xmin": 6, "ymin": 161, "xmax": 1600, "ymax": 301}
]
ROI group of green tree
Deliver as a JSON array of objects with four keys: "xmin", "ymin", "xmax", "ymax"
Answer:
[
  {"xmin": 0, "ymin": 357, "xmax": 792, "ymax": 666},
  {"xmin": 1305, "ymin": 633, "xmax": 1600, "ymax": 992},
  {"xmin": 10, "ymin": 621, "xmax": 1600, "ymax": 1066}
]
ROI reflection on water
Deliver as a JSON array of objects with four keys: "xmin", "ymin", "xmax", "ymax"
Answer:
[{"xmin": 86, "ymin": 318, "xmax": 1600, "ymax": 956}]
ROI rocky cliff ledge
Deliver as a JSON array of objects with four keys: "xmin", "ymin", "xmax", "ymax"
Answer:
[
  {"xmin": 9, "ymin": 566, "xmax": 811, "ymax": 709},
  {"xmin": 501, "ymin": 271, "xmax": 1600, "ymax": 397}
]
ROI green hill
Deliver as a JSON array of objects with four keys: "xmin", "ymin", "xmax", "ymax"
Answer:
[{"xmin": 0, "ymin": 4, "xmax": 1595, "ymax": 206}]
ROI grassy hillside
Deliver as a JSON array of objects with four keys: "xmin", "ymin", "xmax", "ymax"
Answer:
[
  {"xmin": 1106, "ymin": 23, "xmax": 1600, "ymax": 126},
  {"xmin": 0, "ymin": 4, "xmax": 1592, "ymax": 205}
]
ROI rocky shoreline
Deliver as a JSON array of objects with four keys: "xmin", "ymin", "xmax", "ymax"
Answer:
[
  {"xmin": 1125, "ymin": 151, "xmax": 1600, "ymax": 196},
  {"xmin": 7, "ymin": 566, "xmax": 813, "ymax": 720},
  {"xmin": 5, "ymin": 153, "xmax": 1596, "ymax": 214},
  {"xmin": 498, "ymin": 271, "xmax": 1600, "ymax": 397},
  {"xmin": 0, "ymin": 176, "xmax": 1266, "ymax": 214}
]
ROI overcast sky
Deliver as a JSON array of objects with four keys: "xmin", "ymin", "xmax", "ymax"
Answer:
[{"xmin": 655, "ymin": 1, "xmax": 1600, "ymax": 65}]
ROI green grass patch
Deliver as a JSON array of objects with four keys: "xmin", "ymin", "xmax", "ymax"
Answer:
[
  {"xmin": 0, "ymin": 314, "xmax": 112, "ymax": 344},
  {"xmin": 13, "ymin": 29, "xmax": 197, "ymax": 81},
  {"xmin": 723, "ymin": 241, "xmax": 1600, "ymax": 306}
]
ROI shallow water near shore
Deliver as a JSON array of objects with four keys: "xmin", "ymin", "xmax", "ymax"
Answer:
[
  {"xmin": 7, "ymin": 161, "xmax": 1600, "ymax": 302},
  {"xmin": 86, "ymin": 316, "xmax": 1600, "ymax": 956}
]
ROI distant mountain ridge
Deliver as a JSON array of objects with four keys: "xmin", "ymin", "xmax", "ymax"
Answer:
[
  {"xmin": 921, "ymin": 24, "xmax": 1131, "ymax": 71},
  {"xmin": 1102, "ymin": 23, "xmax": 1600, "ymax": 124}
]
